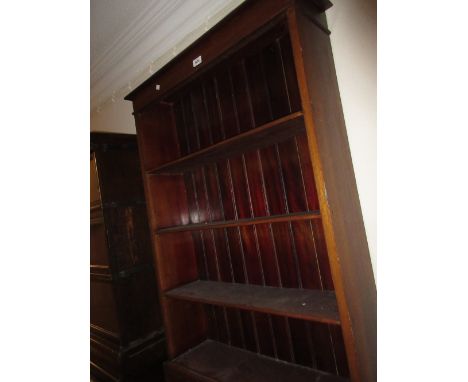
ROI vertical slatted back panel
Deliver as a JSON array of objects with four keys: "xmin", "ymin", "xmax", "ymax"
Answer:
[{"xmin": 153, "ymin": 21, "xmax": 349, "ymax": 377}]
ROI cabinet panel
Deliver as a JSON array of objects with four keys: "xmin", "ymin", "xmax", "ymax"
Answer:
[
  {"xmin": 94, "ymin": 150, "xmax": 144, "ymax": 204},
  {"xmin": 90, "ymin": 280, "xmax": 120, "ymax": 336},
  {"xmin": 115, "ymin": 270, "xmax": 162, "ymax": 343},
  {"xmin": 103, "ymin": 205, "xmax": 153, "ymax": 270},
  {"xmin": 90, "ymin": 223, "xmax": 109, "ymax": 267}
]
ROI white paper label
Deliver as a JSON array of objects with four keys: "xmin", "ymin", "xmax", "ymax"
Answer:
[{"xmin": 193, "ymin": 55, "xmax": 202, "ymax": 67}]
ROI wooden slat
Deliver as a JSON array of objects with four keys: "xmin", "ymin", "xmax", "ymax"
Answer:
[
  {"xmin": 156, "ymin": 211, "xmax": 320, "ymax": 234},
  {"xmin": 166, "ymin": 339, "xmax": 348, "ymax": 382},
  {"xmin": 147, "ymin": 112, "xmax": 304, "ymax": 174},
  {"xmin": 166, "ymin": 280, "xmax": 340, "ymax": 325}
]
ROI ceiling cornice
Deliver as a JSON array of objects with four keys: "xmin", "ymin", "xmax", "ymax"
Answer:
[{"xmin": 91, "ymin": 0, "xmax": 245, "ymax": 113}]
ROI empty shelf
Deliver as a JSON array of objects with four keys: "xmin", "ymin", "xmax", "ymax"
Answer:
[
  {"xmin": 166, "ymin": 280, "xmax": 340, "ymax": 325},
  {"xmin": 156, "ymin": 211, "xmax": 321, "ymax": 234},
  {"xmin": 166, "ymin": 339, "xmax": 348, "ymax": 382},
  {"xmin": 148, "ymin": 112, "xmax": 305, "ymax": 174}
]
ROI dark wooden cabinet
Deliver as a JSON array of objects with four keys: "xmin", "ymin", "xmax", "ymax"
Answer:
[
  {"xmin": 90, "ymin": 132, "xmax": 166, "ymax": 381},
  {"xmin": 125, "ymin": 1, "xmax": 376, "ymax": 381}
]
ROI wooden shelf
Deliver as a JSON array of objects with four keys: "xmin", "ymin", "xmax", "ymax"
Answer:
[
  {"xmin": 156, "ymin": 211, "xmax": 320, "ymax": 234},
  {"xmin": 147, "ymin": 112, "xmax": 305, "ymax": 174},
  {"xmin": 166, "ymin": 280, "xmax": 340, "ymax": 325},
  {"xmin": 166, "ymin": 339, "xmax": 348, "ymax": 382}
]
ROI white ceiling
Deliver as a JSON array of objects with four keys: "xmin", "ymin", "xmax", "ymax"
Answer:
[
  {"xmin": 90, "ymin": 0, "xmax": 245, "ymax": 112},
  {"xmin": 91, "ymin": 0, "xmax": 155, "ymax": 65}
]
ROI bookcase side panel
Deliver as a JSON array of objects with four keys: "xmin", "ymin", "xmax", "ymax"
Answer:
[{"xmin": 286, "ymin": 5, "xmax": 376, "ymax": 382}]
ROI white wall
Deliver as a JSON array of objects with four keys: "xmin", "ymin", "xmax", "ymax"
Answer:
[
  {"xmin": 326, "ymin": 0, "xmax": 377, "ymax": 279},
  {"xmin": 90, "ymin": 99, "xmax": 135, "ymax": 133},
  {"xmin": 91, "ymin": 0, "xmax": 377, "ymax": 279}
]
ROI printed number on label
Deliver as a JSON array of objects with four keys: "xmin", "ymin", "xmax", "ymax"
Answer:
[{"xmin": 193, "ymin": 56, "xmax": 202, "ymax": 68}]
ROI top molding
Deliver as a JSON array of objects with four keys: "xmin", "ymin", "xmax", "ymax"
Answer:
[{"xmin": 125, "ymin": 0, "xmax": 332, "ymax": 112}]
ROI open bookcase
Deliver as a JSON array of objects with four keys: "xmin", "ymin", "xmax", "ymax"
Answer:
[{"xmin": 125, "ymin": 1, "xmax": 376, "ymax": 381}]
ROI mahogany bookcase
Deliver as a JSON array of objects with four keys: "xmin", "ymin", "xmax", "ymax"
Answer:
[{"xmin": 125, "ymin": 1, "xmax": 376, "ymax": 381}]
